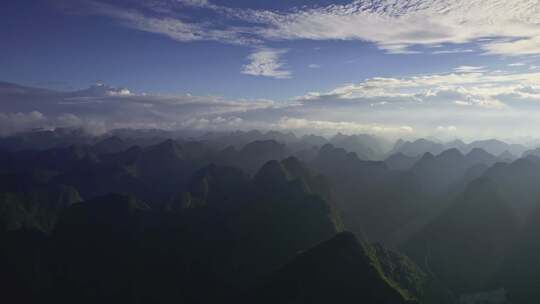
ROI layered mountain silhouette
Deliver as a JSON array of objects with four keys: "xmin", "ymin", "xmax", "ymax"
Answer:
[{"xmin": 3, "ymin": 128, "xmax": 540, "ymax": 303}]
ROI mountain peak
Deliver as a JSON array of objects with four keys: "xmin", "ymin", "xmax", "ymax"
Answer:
[
  {"xmin": 439, "ymin": 147, "xmax": 463, "ymax": 158},
  {"xmin": 256, "ymin": 231, "xmax": 420, "ymax": 304}
]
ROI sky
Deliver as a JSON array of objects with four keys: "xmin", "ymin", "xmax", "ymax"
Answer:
[{"xmin": 3, "ymin": 0, "xmax": 540, "ymax": 141}]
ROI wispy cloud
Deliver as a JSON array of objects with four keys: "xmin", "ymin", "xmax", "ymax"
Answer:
[
  {"xmin": 68, "ymin": 0, "xmax": 540, "ymax": 57},
  {"xmin": 0, "ymin": 82, "xmax": 274, "ymax": 135},
  {"xmin": 78, "ymin": 0, "xmax": 260, "ymax": 45},
  {"xmin": 296, "ymin": 69, "xmax": 540, "ymax": 110},
  {"xmin": 453, "ymin": 65, "xmax": 486, "ymax": 73},
  {"xmin": 241, "ymin": 48, "xmax": 291, "ymax": 79},
  {"xmin": 277, "ymin": 117, "xmax": 413, "ymax": 135},
  {"xmin": 432, "ymin": 48, "xmax": 475, "ymax": 55},
  {"xmin": 253, "ymin": 0, "xmax": 540, "ymax": 56},
  {"xmin": 6, "ymin": 69, "xmax": 540, "ymax": 139}
]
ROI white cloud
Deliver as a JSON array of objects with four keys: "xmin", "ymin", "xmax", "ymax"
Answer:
[
  {"xmin": 241, "ymin": 48, "xmax": 291, "ymax": 79},
  {"xmin": 432, "ymin": 48, "xmax": 475, "ymax": 54},
  {"xmin": 436, "ymin": 125, "xmax": 458, "ymax": 132},
  {"xmin": 296, "ymin": 69, "xmax": 540, "ymax": 110},
  {"xmin": 0, "ymin": 82, "xmax": 275, "ymax": 135},
  {"xmin": 253, "ymin": 0, "xmax": 540, "ymax": 56},
  {"xmin": 0, "ymin": 111, "xmax": 46, "ymax": 136},
  {"xmin": 75, "ymin": 0, "xmax": 540, "ymax": 56},
  {"xmin": 454, "ymin": 65, "xmax": 486, "ymax": 73},
  {"xmin": 484, "ymin": 37, "xmax": 540, "ymax": 56},
  {"xmin": 82, "ymin": 0, "xmax": 259, "ymax": 45},
  {"xmin": 308, "ymin": 64, "xmax": 321, "ymax": 69},
  {"xmin": 276, "ymin": 117, "xmax": 413, "ymax": 135}
]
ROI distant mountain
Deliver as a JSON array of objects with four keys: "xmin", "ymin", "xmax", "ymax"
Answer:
[
  {"xmin": 0, "ymin": 128, "xmax": 96, "ymax": 151},
  {"xmin": 385, "ymin": 153, "xmax": 422, "ymax": 171},
  {"xmin": 200, "ymin": 130, "xmax": 298, "ymax": 149},
  {"xmin": 391, "ymin": 138, "xmax": 528, "ymax": 158},
  {"xmin": 91, "ymin": 136, "xmax": 131, "ymax": 154},
  {"xmin": 498, "ymin": 150, "xmax": 517, "ymax": 162},
  {"xmin": 410, "ymin": 148, "xmax": 498, "ymax": 195},
  {"xmin": 299, "ymin": 134, "xmax": 328, "ymax": 146},
  {"xmin": 329, "ymin": 133, "xmax": 388, "ymax": 160},
  {"xmin": 310, "ymin": 144, "xmax": 437, "ymax": 246},
  {"xmin": 467, "ymin": 139, "xmax": 527, "ymax": 157},
  {"xmin": 219, "ymin": 139, "xmax": 288, "ymax": 174},
  {"xmin": 522, "ymin": 147, "xmax": 540, "ymax": 158},
  {"xmin": 480, "ymin": 156, "xmax": 540, "ymax": 218},
  {"xmin": 390, "ymin": 139, "xmax": 445, "ymax": 157},
  {"xmin": 253, "ymin": 232, "xmax": 425, "ymax": 304}
]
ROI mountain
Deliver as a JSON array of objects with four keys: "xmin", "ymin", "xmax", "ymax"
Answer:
[
  {"xmin": 41, "ymin": 156, "xmax": 342, "ymax": 303},
  {"xmin": 5, "ymin": 129, "xmax": 540, "ymax": 303},
  {"xmin": 219, "ymin": 139, "xmax": 288, "ymax": 174},
  {"xmin": 329, "ymin": 133, "xmax": 387, "ymax": 160},
  {"xmin": 253, "ymin": 232, "xmax": 425, "ymax": 304},
  {"xmin": 522, "ymin": 147, "xmax": 540, "ymax": 158},
  {"xmin": 310, "ymin": 144, "xmax": 436, "ymax": 246},
  {"xmin": 480, "ymin": 156, "xmax": 540, "ymax": 219},
  {"xmin": 200, "ymin": 130, "xmax": 298, "ymax": 150},
  {"xmin": 390, "ymin": 138, "xmax": 527, "ymax": 159},
  {"xmin": 91, "ymin": 136, "xmax": 131, "ymax": 154},
  {"xmin": 49, "ymin": 194, "xmax": 150, "ymax": 304},
  {"xmin": 403, "ymin": 178, "xmax": 519, "ymax": 295},
  {"xmin": 493, "ymin": 203, "xmax": 540, "ymax": 303},
  {"xmin": 299, "ymin": 134, "xmax": 328, "ymax": 146},
  {"xmin": 385, "ymin": 152, "xmax": 422, "ymax": 171},
  {"xmin": 410, "ymin": 148, "xmax": 498, "ymax": 195},
  {"xmin": 467, "ymin": 139, "xmax": 527, "ymax": 157},
  {"xmin": 389, "ymin": 139, "xmax": 445, "ymax": 157}
]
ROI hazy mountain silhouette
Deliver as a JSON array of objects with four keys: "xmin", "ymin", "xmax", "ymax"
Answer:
[
  {"xmin": 329, "ymin": 133, "xmax": 388, "ymax": 160},
  {"xmin": 3, "ymin": 129, "xmax": 540, "ymax": 303},
  {"xmin": 385, "ymin": 152, "xmax": 422, "ymax": 171}
]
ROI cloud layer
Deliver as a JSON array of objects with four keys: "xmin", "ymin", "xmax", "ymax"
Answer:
[{"xmin": 5, "ymin": 65, "xmax": 540, "ymax": 140}]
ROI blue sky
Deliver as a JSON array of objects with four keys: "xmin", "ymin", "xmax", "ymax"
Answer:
[{"xmin": 3, "ymin": 0, "xmax": 540, "ymax": 140}]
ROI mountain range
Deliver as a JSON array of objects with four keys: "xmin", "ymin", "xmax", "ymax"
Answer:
[{"xmin": 3, "ymin": 128, "xmax": 540, "ymax": 303}]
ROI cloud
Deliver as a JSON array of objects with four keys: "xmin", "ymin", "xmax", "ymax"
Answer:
[
  {"xmin": 308, "ymin": 64, "xmax": 321, "ymax": 69},
  {"xmin": 296, "ymin": 69, "xmax": 540, "ymax": 111},
  {"xmin": 453, "ymin": 65, "xmax": 486, "ymax": 73},
  {"xmin": 432, "ymin": 48, "xmax": 475, "ymax": 54},
  {"xmin": 68, "ymin": 0, "xmax": 540, "ymax": 56},
  {"xmin": 0, "ymin": 82, "xmax": 274, "ymax": 135},
  {"xmin": 436, "ymin": 125, "xmax": 458, "ymax": 132},
  {"xmin": 241, "ymin": 48, "xmax": 292, "ymax": 79},
  {"xmin": 6, "ymin": 73, "xmax": 540, "ymax": 140},
  {"xmin": 252, "ymin": 0, "xmax": 540, "ymax": 56},
  {"xmin": 78, "ymin": 0, "xmax": 260, "ymax": 45},
  {"xmin": 0, "ymin": 111, "xmax": 47, "ymax": 136},
  {"xmin": 276, "ymin": 117, "xmax": 414, "ymax": 135},
  {"xmin": 483, "ymin": 37, "xmax": 540, "ymax": 56}
]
